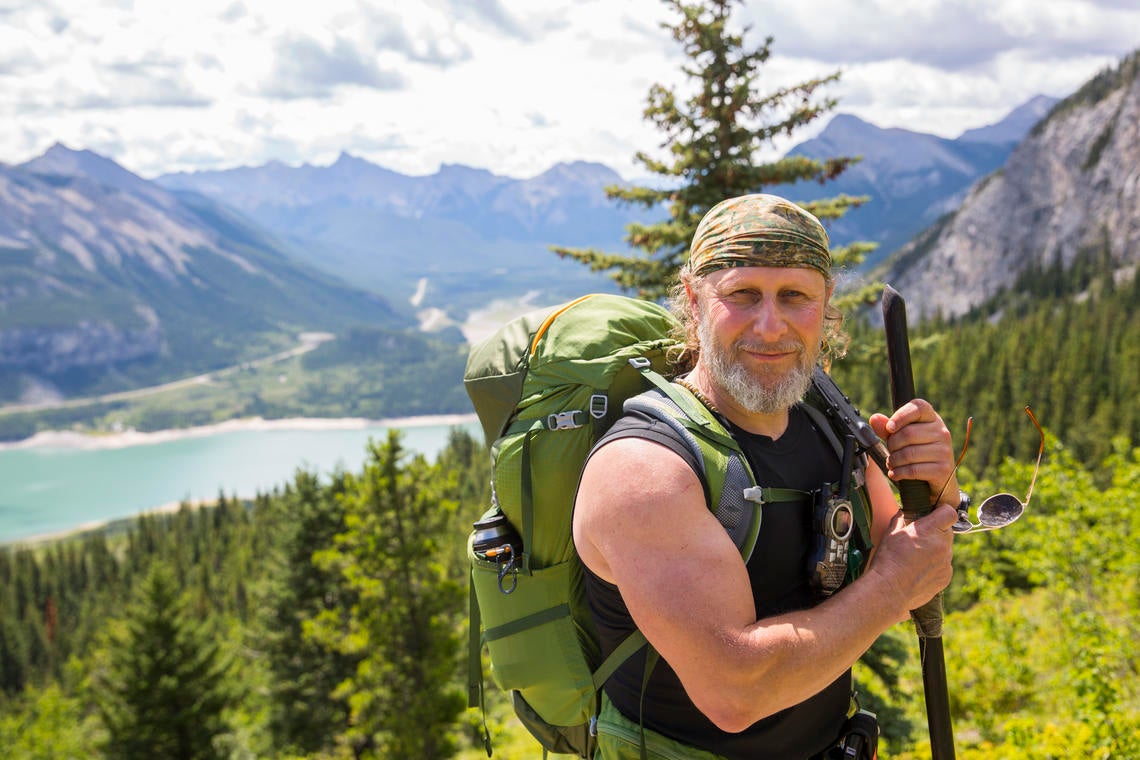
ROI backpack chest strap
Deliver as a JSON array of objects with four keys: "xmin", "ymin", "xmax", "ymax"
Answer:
[{"xmin": 742, "ymin": 486, "xmax": 813, "ymax": 506}]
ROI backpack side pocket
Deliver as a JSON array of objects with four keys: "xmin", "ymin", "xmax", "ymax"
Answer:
[{"xmin": 469, "ymin": 535, "xmax": 599, "ymax": 727}]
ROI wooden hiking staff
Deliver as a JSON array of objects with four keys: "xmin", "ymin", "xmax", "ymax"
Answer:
[{"xmin": 881, "ymin": 285, "xmax": 956, "ymax": 760}]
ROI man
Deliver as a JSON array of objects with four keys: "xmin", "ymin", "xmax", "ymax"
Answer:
[{"xmin": 573, "ymin": 194, "xmax": 960, "ymax": 759}]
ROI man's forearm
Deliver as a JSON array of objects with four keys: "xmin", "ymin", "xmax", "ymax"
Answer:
[{"xmin": 681, "ymin": 565, "xmax": 906, "ymax": 731}]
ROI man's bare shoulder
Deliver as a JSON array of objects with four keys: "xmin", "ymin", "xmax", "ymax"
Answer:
[
  {"xmin": 580, "ymin": 435, "xmax": 699, "ymax": 507},
  {"xmin": 574, "ymin": 435, "xmax": 708, "ymax": 580}
]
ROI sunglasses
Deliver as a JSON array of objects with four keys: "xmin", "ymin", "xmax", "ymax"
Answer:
[{"xmin": 936, "ymin": 406, "xmax": 1044, "ymax": 535}]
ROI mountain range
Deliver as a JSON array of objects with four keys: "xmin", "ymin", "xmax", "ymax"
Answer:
[
  {"xmin": 154, "ymin": 94, "xmax": 1057, "ymax": 323},
  {"xmin": 5, "ymin": 51, "xmax": 1134, "ymax": 408},
  {"xmin": 155, "ymin": 156, "xmax": 649, "ymax": 322}
]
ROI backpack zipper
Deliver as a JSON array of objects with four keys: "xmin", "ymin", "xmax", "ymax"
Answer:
[{"xmin": 529, "ymin": 294, "xmax": 596, "ymax": 355}]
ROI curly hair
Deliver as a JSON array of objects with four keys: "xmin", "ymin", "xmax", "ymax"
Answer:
[{"xmin": 665, "ymin": 265, "xmax": 850, "ymax": 371}]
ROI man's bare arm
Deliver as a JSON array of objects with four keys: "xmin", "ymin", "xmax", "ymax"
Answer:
[{"xmin": 574, "ymin": 437, "xmax": 955, "ymax": 732}]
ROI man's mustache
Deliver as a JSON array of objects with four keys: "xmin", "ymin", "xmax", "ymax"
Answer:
[{"xmin": 735, "ymin": 341, "xmax": 805, "ymax": 355}]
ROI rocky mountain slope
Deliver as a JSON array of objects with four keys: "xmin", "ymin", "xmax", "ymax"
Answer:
[
  {"xmin": 0, "ymin": 146, "xmax": 406, "ymax": 403},
  {"xmin": 774, "ymin": 96, "xmax": 1057, "ymax": 268},
  {"xmin": 878, "ymin": 53, "xmax": 1140, "ymax": 321}
]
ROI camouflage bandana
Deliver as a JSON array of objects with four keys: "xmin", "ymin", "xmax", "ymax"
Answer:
[{"xmin": 688, "ymin": 194, "xmax": 831, "ymax": 278}]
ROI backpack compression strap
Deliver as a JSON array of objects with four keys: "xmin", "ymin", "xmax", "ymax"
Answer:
[{"xmin": 502, "ymin": 390, "xmax": 613, "ymax": 577}]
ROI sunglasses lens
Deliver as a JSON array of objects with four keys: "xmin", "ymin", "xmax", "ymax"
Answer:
[
  {"xmin": 952, "ymin": 515, "xmax": 974, "ymax": 533},
  {"xmin": 978, "ymin": 494, "xmax": 1023, "ymax": 528}
]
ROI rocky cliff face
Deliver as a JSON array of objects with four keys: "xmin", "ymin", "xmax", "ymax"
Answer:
[{"xmin": 880, "ymin": 53, "xmax": 1140, "ymax": 321}]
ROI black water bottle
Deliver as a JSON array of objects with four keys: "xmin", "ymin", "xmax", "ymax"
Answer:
[
  {"xmin": 472, "ymin": 512, "xmax": 523, "ymax": 594},
  {"xmin": 472, "ymin": 512, "xmax": 522, "ymax": 558}
]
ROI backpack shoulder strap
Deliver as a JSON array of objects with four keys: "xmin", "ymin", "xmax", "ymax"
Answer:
[
  {"xmin": 622, "ymin": 366, "xmax": 811, "ymax": 564},
  {"xmin": 628, "ymin": 364, "xmax": 873, "ymax": 564}
]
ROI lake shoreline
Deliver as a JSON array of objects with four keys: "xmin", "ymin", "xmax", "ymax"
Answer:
[
  {"xmin": 6, "ymin": 498, "xmax": 216, "ymax": 548},
  {"xmin": 0, "ymin": 413, "xmax": 480, "ymax": 452},
  {"xmin": 2, "ymin": 413, "xmax": 483, "ymax": 547}
]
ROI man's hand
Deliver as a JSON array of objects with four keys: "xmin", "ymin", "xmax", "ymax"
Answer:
[
  {"xmin": 869, "ymin": 398, "xmax": 959, "ymax": 505},
  {"xmin": 867, "ymin": 504, "xmax": 957, "ymax": 621}
]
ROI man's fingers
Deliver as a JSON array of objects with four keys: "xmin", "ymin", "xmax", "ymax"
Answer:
[
  {"xmin": 924, "ymin": 503, "xmax": 959, "ymax": 531},
  {"xmin": 885, "ymin": 398, "xmax": 938, "ymax": 432},
  {"xmin": 886, "ymin": 440, "xmax": 951, "ymax": 471}
]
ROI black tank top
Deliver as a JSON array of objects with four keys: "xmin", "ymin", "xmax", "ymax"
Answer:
[{"xmin": 581, "ymin": 404, "xmax": 851, "ymax": 759}]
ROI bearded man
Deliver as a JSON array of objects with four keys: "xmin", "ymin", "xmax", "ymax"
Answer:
[{"xmin": 572, "ymin": 194, "xmax": 960, "ymax": 759}]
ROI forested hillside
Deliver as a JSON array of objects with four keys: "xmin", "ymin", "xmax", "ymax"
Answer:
[
  {"xmin": 836, "ymin": 251, "xmax": 1140, "ymax": 475},
  {"xmin": 2, "ymin": 265, "xmax": 1139, "ymax": 758},
  {"xmin": 0, "ymin": 430, "xmax": 490, "ymax": 759}
]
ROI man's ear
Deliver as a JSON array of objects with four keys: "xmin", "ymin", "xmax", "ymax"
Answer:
[{"xmin": 685, "ymin": 279, "xmax": 700, "ymax": 319}]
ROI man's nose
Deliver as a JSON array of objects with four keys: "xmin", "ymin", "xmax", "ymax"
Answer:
[{"xmin": 751, "ymin": 300, "xmax": 787, "ymax": 341}]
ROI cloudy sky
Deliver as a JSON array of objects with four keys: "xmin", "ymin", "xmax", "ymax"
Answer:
[{"xmin": 2, "ymin": 0, "xmax": 1137, "ymax": 180}]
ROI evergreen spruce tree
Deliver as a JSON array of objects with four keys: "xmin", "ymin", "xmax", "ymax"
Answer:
[
  {"xmin": 309, "ymin": 431, "xmax": 466, "ymax": 759},
  {"xmin": 552, "ymin": 0, "xmax": 877, "ymax": 301},
  {"xmin": 0, "ymin": 599, "xmax": 29, "ymax": 696},
  {"xmin": 95, "ymin": 562, "xmax": 234, "ymax": 760},
  {"xmin": 261, "ymin": 469, "xmax": 360, "ymax": 756},
  {"xmin": 436, "ymin": 427, "xmax": 492, "ymax": 579}
]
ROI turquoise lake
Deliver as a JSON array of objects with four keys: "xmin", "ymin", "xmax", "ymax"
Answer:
[{"xmin": 0, "ymin": 417, "xmax": 481, "ymax": 543}]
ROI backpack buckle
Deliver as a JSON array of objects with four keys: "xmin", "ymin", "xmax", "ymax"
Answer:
[
  {"xmin": 547, "ymin": 411, "xmax": 584, "ymax": 430},
  {"xmin": 589, "ymin": 394, "xmax": 608, "ymax": 419},
  {"xmin": 742, "ymin": 486, "xmax": 767, "ymax": 504}
]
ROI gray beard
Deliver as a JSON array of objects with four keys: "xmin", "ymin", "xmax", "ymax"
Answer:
[{"xmin": 697, "ymin": 313, "xmax": 817, "ymax": 416}]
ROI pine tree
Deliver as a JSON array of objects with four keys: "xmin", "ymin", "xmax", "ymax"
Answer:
[
  {"xmin": 552, "ymin": 0, "xmax": 876, "ymax": 300},
  {"xmin": 309, "ymin": 431, "xmax": 466, "ymax": 758},
  {"xmin": 261, "ymin": 469, "xmax": 360, "ymax": 756},
  {"xmin": 0, "ymin": 600, "xmax": 29, "ymax": 696},
  {"xmin": 95, "ymin": 562, "xmax": 234, "ymax": 760}
]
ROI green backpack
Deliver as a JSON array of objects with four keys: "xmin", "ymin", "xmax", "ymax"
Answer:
[
  {"xmin": 463, "ymin": 293, "xmax": 873, "ymax": 758},
  {"xmin": 463, "ymin": 294, "xmax": 772, "ymax": 757}
]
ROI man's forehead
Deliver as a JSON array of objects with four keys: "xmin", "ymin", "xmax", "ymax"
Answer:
[{"xmin": 703, "ymin": 265, "xmax": 828, "ymax": 290}]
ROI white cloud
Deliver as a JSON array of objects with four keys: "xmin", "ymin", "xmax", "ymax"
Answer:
[
  {"xmin": 260, "ymin": 34, "xmax": 405, "ymax": 99},
  {"xmin": 1, "ymin": 0, "xmax": 1136, "ymax": 179},
  {"xmin": 746, "ymin": 0, "xmax": 1137, "ymax": 69}
]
